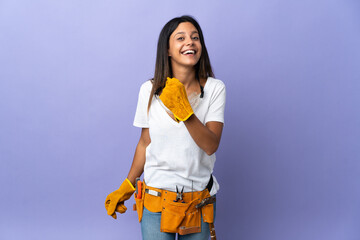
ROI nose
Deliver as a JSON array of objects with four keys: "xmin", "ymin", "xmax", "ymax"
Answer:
[{"xmin": 185, "ymin": 37, "xmax": 194, "ymax": 46}]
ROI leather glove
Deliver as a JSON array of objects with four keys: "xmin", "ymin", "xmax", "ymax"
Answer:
[
  {"xmin": 105, "ymin": 178, "xmax": 135, "ymax": 219},
  {"xmin": 159, "ymin": 77, "xmax": 194, "ymax": 122}
]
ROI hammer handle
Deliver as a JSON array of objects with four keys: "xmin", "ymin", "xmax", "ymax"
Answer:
[{"xmin": 209, "ymin": 223, "xmax": 216, "ymax": 240}]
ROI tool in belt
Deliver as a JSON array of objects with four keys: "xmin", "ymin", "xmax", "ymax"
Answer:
[
  {"xmin": 134, "ymin": 176, "xmax": 217, "ymax": 239},
  {"xmin": 174, "ymin": 186, "xmax": 185, "ymax": 203},
  {"xmin": 196, "ymin": 196, "xmax": 216, "ymax": 209},
  {"xmin": 195, "ymin": 195, "xmax": 217, "ymax": 239}
]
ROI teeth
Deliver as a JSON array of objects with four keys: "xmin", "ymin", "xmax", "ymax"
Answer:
[{"xmin": 183, "ymin": 50, "xmax": 195, "ymax": 54}]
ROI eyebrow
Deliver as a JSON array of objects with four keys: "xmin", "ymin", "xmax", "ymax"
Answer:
[{"xmin": 174, "ymin": 31, "xmax": 199, "ymax": 37}]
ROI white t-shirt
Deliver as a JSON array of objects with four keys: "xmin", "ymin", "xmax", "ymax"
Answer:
[{"xmin": 133, "ymin": 77, "xmax": 226, "ymax": 196}]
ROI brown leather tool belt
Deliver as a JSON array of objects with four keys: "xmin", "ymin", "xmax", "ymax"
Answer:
[{"xmin": 134, "ymin": 182, "xmax": 215, "ymax": 235}]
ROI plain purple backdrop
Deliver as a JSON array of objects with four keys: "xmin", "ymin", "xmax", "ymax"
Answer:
[{"xmin": 1, "ymin": 1, "xmax": 360, "ymax": 240}]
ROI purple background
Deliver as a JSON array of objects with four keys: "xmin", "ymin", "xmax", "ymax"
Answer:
[{"xmin": 1, "ymin": 1, "xmax": 360, "ymax": 239}]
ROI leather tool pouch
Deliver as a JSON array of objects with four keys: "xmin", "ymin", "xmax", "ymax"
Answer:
[
  {"xmin": 201, "ymin": 203, "xmax": 214, "ymax": 223},
  {"xmin": 160, "ymin": 189, "xmax": 214, "ymax": 235},
  {"xmin": 160, "ymin": 198, "xmax": 201, "ymax": 234},
  {"xmin": 143, "ymin": 185, "xmax": 163, "ymax": 213}
]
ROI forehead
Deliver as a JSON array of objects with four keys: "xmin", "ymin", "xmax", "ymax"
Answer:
[{"xmin": 172, "ymin": 22, "xmax": 198, "ymax": 35}]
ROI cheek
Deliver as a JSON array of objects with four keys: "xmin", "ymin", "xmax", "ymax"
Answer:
[
  {"xmin": 168, "ymin": 41, "xmax": 173, "ymax": 56},
  {"xmin": 168, "ymin": 48, "xmax": 176, "ymax": 57},
  {"xmin": 168, "ymin": 42, "xmax": 178, "ymax": 56},
  {"xmin": 198, "ymin": 47, "xmax": 202, "ymax": 55},
  {"xmin": 196, "ymin": 43, "xmax": 202, "ymax": 55}
]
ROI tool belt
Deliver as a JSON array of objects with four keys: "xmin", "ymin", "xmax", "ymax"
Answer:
[{"xmin": 134, "ymin": 182, "xmax": 215, "ymax": 235}]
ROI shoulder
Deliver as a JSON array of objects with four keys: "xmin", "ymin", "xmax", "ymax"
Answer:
[
  {"xmin": 140, "ymin": 80, "xmax": 153, "ymax": 90},
  {"xmin": 205, "ymin": 77, "xmax": 226, "ymax": 91},
  {"xmin": 139, "ymin": 80, "xmax": 153, "ymax": 94}
]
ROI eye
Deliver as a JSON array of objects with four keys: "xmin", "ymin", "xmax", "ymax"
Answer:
[{"xmin": 177, "ymin": 37, "xmax": 184, "ymax": 41}]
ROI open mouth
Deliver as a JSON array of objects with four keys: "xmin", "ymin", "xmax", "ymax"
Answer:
[{"xmin": 181, "ymin": 50, "xmax": 196, "ymax": 55}]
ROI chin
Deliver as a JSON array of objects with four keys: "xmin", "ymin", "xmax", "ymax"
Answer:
[
  {"xmin": 172, "ymin": 58, "xmax": 200, "ymax": 68},
  {"xmin": 183, "ymin": 59, "xmax": 200, "ymax": 66}
]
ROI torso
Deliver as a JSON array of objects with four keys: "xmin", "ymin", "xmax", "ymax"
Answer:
[{"xmin": 133, "ymin": 77, "xmax": 225, "ymax": 195}]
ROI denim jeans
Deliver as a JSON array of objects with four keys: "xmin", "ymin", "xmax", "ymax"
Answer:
[{"xmin": 140, "ymin": 201, "xmax": 216, "ymax": 240}]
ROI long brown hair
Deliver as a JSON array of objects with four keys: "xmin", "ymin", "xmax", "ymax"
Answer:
[{"xmin": 147, "ymin": 15, "xmax": 214, "ymax": 111}]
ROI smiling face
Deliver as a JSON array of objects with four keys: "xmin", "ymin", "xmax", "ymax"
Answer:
[{"xmin": 168, "ymin": 22, "xmax": 202, "ymax": 69}]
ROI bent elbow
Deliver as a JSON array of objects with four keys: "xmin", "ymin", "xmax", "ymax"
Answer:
[{"xmin": 205, "ymin": 144, "xmax": 219, "ymax": 156}]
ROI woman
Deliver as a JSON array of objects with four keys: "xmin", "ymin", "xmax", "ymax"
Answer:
[{"xmin": 105, "ymin": 15, "xmax": 226, "ymax": 240}]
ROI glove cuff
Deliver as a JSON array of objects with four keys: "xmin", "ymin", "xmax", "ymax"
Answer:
[
  {"xmin": 118, "ymin": 178, "xmax": 136, "ymax": 201},
  {"xmin": 125, "ymin": 178, "xmax": 136, "ymax": 191}
]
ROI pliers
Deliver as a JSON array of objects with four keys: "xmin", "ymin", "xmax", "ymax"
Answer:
[{"xmin": 174, "ymin": 186, "xmax": 185, "ymax": 203}]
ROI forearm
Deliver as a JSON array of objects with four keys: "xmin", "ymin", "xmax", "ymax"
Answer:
[
  {"xmin": 127, "ymin": 128, "xmax": 150, "ymax": 186},
  {"xmin": 184, "ymin": 114, "xmax": 223, "ymax": 155},
  {"xmin": 127, "ymin": 146, "xmax": 145, "ymax": 186}
]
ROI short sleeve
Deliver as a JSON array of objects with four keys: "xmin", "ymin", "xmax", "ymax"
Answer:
[
  {"xmin": 204, "ymin": 80, "xmax": 226, "ymax": 124},
  {"xmin": 133, "ymin": 81, "xmax": 152, "ymax": 128}
]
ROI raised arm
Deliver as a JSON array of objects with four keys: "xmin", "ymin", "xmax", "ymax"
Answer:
[
  {"xmin": 184, "ymin": 117, "xmax": 223, "ymax": 156},
  {"xmin": 159, "ymin": 77, "xmax": 225, "ymax": 156}
]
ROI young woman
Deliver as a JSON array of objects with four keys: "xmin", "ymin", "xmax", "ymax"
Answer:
[{"xmin": 105, "ymin": 15, "xmax": 226, "ymax": 240}]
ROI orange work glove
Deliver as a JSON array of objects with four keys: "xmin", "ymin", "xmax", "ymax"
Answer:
[
  {"xmin": 105, "ymin": 178, "xmax": 135, "ymax": 219},
  {"xmin": 159, "ymin": 77, "xmax": 194, "ymax": 122}
]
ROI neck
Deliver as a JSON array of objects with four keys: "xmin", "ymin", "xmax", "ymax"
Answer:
[{"xmin": 172, "ymin": 65, "xmax": 197, "ymax": 89}]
